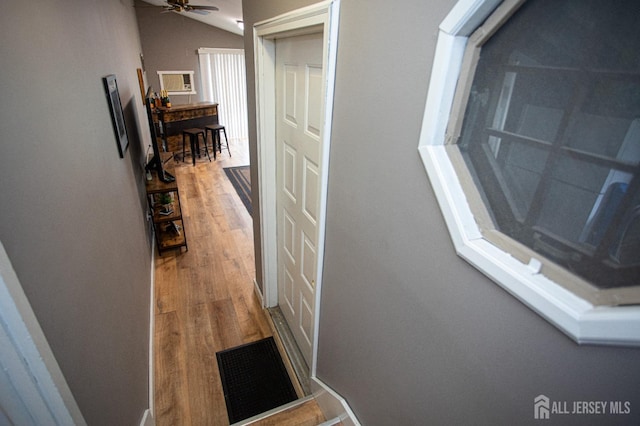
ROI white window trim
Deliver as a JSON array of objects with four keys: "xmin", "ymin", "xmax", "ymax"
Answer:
[{"xmin": 418, "ymin": 0, "xmax": 640, "ymax": 347}]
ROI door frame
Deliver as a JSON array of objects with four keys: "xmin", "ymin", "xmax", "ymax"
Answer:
[
  {"xmin": 0, "ymin": 240, "xmax": 86, "ymax": 424},
  {"xmin": 253, "ymin": 0, "xmax": 340, "ymax": 376}
]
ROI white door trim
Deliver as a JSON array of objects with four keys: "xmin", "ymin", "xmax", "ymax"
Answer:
[
  {"xmin": 253, "ymin": 0, "xmax": 340, "ymax": 377},
  {"xmin": 0, "ymin": 240, "xmax": 86, "ymax": 425}
]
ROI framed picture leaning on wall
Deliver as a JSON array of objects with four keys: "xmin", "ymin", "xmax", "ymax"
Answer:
[{"xmin": 103, "ymin": 74, "xmax": 129, "ymax": 158}]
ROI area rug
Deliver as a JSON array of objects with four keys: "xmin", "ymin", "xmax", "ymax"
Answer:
[
  {"xmin": 223, "ymin": 165, "xmax": 252, "ymax": 215},
  {"xmin": 216, "ymin": 336, "xmax": 297, "ymax": 424}
]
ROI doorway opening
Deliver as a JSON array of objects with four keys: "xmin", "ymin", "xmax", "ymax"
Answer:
[{"xmin": 253, "ymin": 0, "xmax": 340, "ymax": 393}]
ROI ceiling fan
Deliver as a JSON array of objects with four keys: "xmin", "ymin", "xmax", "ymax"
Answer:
[{"xmin": 163, "ymin": 0, "xmax": 219, "ymax": 15}]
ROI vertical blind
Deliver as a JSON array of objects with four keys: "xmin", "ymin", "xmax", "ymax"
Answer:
[{"xmin": 198, "ymin": 48, "xmax": 248, "ymax": 142}]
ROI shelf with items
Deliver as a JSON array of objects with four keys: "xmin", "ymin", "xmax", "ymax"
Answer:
[
  {"xmin": 151, "ymin": 191, "xmax": 181, "ymax": 222},
  {"xmin": 155, "ymin": 219, "xmax": 186, "ymax": 252},
  {"xmin": 145, "ymin": 158, "xmax": 187, "ymax": 255}
]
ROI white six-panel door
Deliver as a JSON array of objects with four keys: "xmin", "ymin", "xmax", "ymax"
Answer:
[{"xmin": 275, "ymin": 32, "xmax": 324, "ymax": 366}]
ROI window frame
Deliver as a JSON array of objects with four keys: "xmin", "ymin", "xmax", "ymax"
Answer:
[{"xmin": 418, "ymin": 0, "xmax": 640, "ymax": 347}]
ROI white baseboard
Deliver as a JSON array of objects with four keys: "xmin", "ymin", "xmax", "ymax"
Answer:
[
  {"xmin": 311, "ymin": 377, "xmax": 360, "ymax": 426},
  {"xmin": 236, "ymin": 396, "xmax": 315, "ymax": 425},
  {"xmin": 148, "ymin": 244, "xmax": 156, "ymax": 420},
  {"xmin": 253, "ymin": 278, "xmax": 264, "ymax": 306},
  {"xmin": 140, "ymin": 409, "xmax": 155, "ymax": 426}
]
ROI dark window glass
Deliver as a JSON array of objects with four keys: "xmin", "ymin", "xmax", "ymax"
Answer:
[{"xmin": 458, "ymin": 0, "xmax": 640, "ymax": 289}]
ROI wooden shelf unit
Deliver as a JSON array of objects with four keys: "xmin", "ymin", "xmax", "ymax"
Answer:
[{"xmin": 145, "ymin": 157, "xmax": 188, "ymax": 254}]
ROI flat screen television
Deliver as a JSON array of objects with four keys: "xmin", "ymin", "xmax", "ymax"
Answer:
[{"xmin": 144, "ymin": 87, "xmax": 174, "ymax": 183}]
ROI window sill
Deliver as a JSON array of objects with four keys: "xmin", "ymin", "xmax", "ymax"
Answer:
[{"xmin": 419, "ymin": 144, "xmax": 640, "ymax": 347}]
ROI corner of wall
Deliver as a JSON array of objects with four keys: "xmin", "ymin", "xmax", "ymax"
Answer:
[
  {"xmin": 139, "ymin": 409, "xmax": 155, "ymax": 426},
  {"xmin": 311, "ymin": 377, "xmax": 360, "ymax": 426}
]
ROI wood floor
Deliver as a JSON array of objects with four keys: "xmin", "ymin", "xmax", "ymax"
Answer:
[{"xmin": 152, "ymin": 138, "xmax": 323, "ymax": 425}]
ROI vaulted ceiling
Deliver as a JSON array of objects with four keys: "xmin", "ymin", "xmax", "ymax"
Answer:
[{"xmin": 139, "ymin": 0, "xmax": 244, "ymax": 35}]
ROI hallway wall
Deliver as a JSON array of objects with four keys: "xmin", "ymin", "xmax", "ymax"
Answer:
[
  {"xmin": 0, "ymin": 0, "xmax": 152, "ymax": 424},
  {"xmin": 242, "ymin": 0, "xmax": 640, "ymax": 424}
]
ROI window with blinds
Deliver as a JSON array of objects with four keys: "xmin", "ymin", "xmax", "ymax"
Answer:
[{"xmin": 198, "ymin": 48, "xmax": 248, "ymax": 142}]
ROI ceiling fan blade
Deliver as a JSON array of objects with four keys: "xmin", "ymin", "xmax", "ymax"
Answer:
[
  {"xmin": 186, "ymin": 5, "xmax": 219, "ymax": 11},
  {"xmin": 184, "ymin": 9, "xmax": 207, "ymax": 15},
  {"xmin": 163, "ymin": 1, "xmax": 218, "ymax": 14}
]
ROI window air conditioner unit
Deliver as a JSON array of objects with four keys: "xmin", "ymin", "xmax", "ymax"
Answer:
[{"xmin": 157, "ymin": 71, "xmax": 196, "ymax": 95}]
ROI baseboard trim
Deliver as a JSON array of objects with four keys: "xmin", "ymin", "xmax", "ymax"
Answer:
[
  {"xmin": 235, "ymin": 395, "xmax": 315, "ymax": 425},
  {"xmin": 268, "ymin": 306, "xmax": 311, "ymax": 396},
  {"xmin": 140, "ymin": 409, "xmax": 155, "ymax": 426},
  {"xmin": 311, "ymin": 377, "xmax": 360, "ymax": 426},
  {"xmin": 253, "ymin": 278, "xmax": 264, "ymax": 306},
  {"xmin": 264, "ymin": 309, "xmax": 306, "ymax": 398},
  {"xmin": 147, "ymin": 244, "xmax": 156, "ymax": 424}
]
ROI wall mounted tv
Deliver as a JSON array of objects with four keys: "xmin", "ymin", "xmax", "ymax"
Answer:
[{"xmin": 144, "ymin": 87, "xmax": 174, "ymax": 183}]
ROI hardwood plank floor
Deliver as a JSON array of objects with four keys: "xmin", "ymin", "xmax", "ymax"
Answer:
[
  {"xmin": 153, "ymin": 137, "xmax": 325, "ymax": 425},
  {"xmin": 153, "ymin": 138, "xmax": 273, "ymax": 425}
]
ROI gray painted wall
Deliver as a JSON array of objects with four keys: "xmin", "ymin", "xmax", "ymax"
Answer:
[
  {"xmin": 0, "ymin": 0, "xmax": 151, "ymax": 424},
  {"xmin": 135, "ymin": 0, "xmax": 243, "ymax": 106},
  {"xmin": 242, "ymin": 0, "xmax": 640, "ymax": 424}
]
